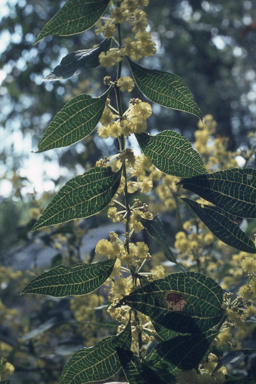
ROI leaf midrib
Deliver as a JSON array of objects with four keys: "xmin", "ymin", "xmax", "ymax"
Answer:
[
  {"xmin": 39, "ymin": 95, "xmax": 102, "ymax": 149},
  {"xmin": 43, "ymin": 1, "xmax": 107, "ymax": 35},
  {"xmin": 140, "ymin": 134, "xmax": 205, "ymax": 171},
  {"xmin": 35, "ymin": 169, "xmax": 120, "ymax": 228},
  {"xmin": 23, "ymin": 263, "xmax": 114, "ymax": 293}
]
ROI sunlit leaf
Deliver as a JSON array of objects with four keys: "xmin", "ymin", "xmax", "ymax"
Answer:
[
  {"xmin": 136, "ymin": 131, "xmax": 206, "ymax": 177},
  {"xmin": 182, "ymin": 198, "xmax": 256, "ymax": 253},
  {"xmin": 60, "ymin": 322, "xmax": 131, "ymax": 384},
  {"xmin": 140, "ymin": 216, "xmax": 186, "ymax": 272},
  {"xmin": 146, "ymin": 330, "xmax": 218, "ymax": 379},
  {"xmin": 32, "ymin": 166, "xmax": 122, "ymax": 231},
  {"xmin": 37, "ymin": 88, "xmax": 110, "ymax": 152},
  {"xmin": 35, "ymin": 0, "xmax": 111, "ymax": 43},
  {"xmin": 116, "ymin": 348, "xmax": 167, "ymax": 384},
  {"xmin": 20, "ymin": 258, "xmax": 116, "ymax": 297},
  {"xmin": 179, "ymin": 168, "xmax": 256, "ymax": 218},
  {"xmin": 44, "ymin": 39, "xmax": 111, "ymax": 81},
  {"xmin": 128, "ymin": 58, "xmax": 202, "ymax": 119},
  {"xmin": 119, "ymin": 272, "xmax": 224, "ymax": 334}
]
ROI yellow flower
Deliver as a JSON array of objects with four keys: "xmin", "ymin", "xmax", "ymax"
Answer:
[
  {"xmin": 139, "ymin": 177, "xmax": 153, "ymax": 193},
  {"xmin": 99, "ymin": 51, "xmax": 115, "ymax": 68},
  {"xmin": 117, "ymin": 76, "xmax": 135, "ymax": 92},
  {"xmin": 241, "ymin": 257, "xmax": 256, "ymax": 273},
  {"xmin": 131, "ymin": 9, "xmax": 148, "ymax": 33},
  {"xmin": 204, "ymin": 232, "xmax": 215, "ymax": 245},
  {"xmin": 245, "ymin": 304, "xmax": 256, "ymax": 317},
  {"xmin": 100, "ymin": 107, "xmax": 116, "ymax": 126},
  {"xmin": 3, "ymin": 362, "xmax": 15, "ymax": 376},
  {"xmin": 98, "ymin": 125, "xmax": 110, "ymax": 138},
  {"xmin": 108, "ymin": 121, "xmax": 121, "ymax": 138},
  {"xmin": 111, "ymin": 7, "xmax": 128, "ymax": 24},
  {"xmin": 238, "ymin": 284, "xmax": 252, "ymax": 300},
  {"xmin": 102, "ymin": 20, "xmax": 116, "ymax": 39}
]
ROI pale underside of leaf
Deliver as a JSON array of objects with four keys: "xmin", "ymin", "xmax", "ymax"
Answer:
[
  {"xmin": 120, "ymin": 272, "xmax": 224, "ymax": 334},
  {"xmin": 35, "ymin": 0, "xmax": 111, "ymax": 43},
  {"xmin": 20, "ymin": 258, "xmax": 116, "ymax": 297},
  {"xmin": 128, "ymin": 58, "xmax": 202, "ymax": 120},
  {"xmin": 44, "ymin": 39, "xmax": 111, "ymax": 81},
  {"xmin": 136, "ymin": 130, "xmax": 207, "ymax": 178},
  {"xmin": 179, "ymin": 168, "xmax": 256, "ymax": 218},
  {"xmin": 182, "ymin": 198, "xmax": 256, "ymax": 253},
  {"xmin": 60, "ymin": 322, "xmax": 131, "ymax": 384},
  {"xmin": 38, "ymin": 88, "xmax": 110, "ymax": 152},
  {"xmin": 32, "ymin": 166, "xmax": 121, "ymax": 231}
]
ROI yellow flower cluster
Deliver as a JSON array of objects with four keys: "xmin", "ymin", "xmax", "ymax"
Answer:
[
  {"xmin": 172, "ymin": 218, "xmax": 224, "ymax": 276},
  {"xmin": 70, "ymin": 294, "xmax": 107, "ymax": 346},
  {"xmin": 176, "ymin": 366, "xmax": 226, "ymax": 384},
  {"xmin": 117, "ymin": 76, "xmax": 135, "ymax": 92},
  {"xmin": 95, "ymin": 20, "xmax": 116, "ymax": 39},
  {"xmin": 221, "ymin": 251, "xmax": 256, "ymax": 300},
  {"xmin": 194, "ymin": 114, "xmax": 238, "ymax": 171},
  {"xmin": 96, "ymin": 0, "xmax": 156, "ymax": 68},
  {"xmin": 95, "ymin": 238, "xmax": 121, "ymax": 259},
  {"xmin": 155, "ymin": 175, "xmax": 180, "ymax": 212},
  {"xmin": 0, "ymin": 358, "xmax": 15, "ymax": 380},
  {"xmin": 98, "ymin": 99, "xmax": 152, "ymax": 139},
  {"xmin": 121, "ymin": 31, "xmax": 157, "ymax": 60},
  {"xmin": 95, "ymin": 235, "xmax": 151, "ymax": 266}
]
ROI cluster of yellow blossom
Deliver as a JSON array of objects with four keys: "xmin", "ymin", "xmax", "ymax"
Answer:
[
  {"xmin": 121, "ymin": 31, "xmax": 157, "ymax": 60},
  {"xmin": 98, "ymin": 98, "xmax": 152, "ymax": 139},
  {"xmin": 98, "ymin": 48, "xmax": 122, "ymax": 68},
  {"xmin": 221, "ymin": 251, "xmax": 256, "ymax": 300},
  {"xmin": 155, "ymin": 175, "xmax": 180, "ymax": 212},
  {"xmin": 0, "ymin": 358, "xmax": 15, "ymax": 380},
  {"xmin": 195, "ymin": 114, "xmax": 238, "ymax": 171},
  {"xmin": 173, "ymin": 219, "xmax": 221, "ymax": 275},
  {"xmin": 176, "ymin": 358, "xmax": 227, "ymax": 384},
  {"xmin": 117, "ymin": 76, "xmax": 135, "ymax": 92},
  {"xmin": 70, "ymin": 294, "xmax": 107, "ymax": 346},
  {"xmin": 96, "ymin": 0, "xmax": 156, "ymax": 68},
  {"xmin": 96, "ymin": 236, "xmax": 151, "ymax": 266}
]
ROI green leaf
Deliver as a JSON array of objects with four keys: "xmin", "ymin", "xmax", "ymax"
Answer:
[
  {"xmin": 145, "ymin": 330, "xmax": 218, "ymax": 379},
  {"xmin": 128, "ymin": 58, "xmax": 202, "ymax": 119},
  {"xmin": 116, "ymin": 348, "xmax": 167, "ymax": 384},
  {"xmin": 152, "ymin": 321, "xmax": 185, "ymax": 341},
  {"xmin": 136, "ymin": 131, "xmax": 207, "ymax": 178},
  {"xmin": 140, "ymin": 216, "xmax": 186, "ymax": 272},
  {"xmin": 32, "ymin": 166, "xmax": 122, "ymax": 231},
  {"xmin": 35, "ymin": 0, "xmax": 111, "ymax": 43},
  {"xmin": 44, "ymin": 39, "xmax": 112, "ymax": 81},
  {"xmin": 182, "ymin": 198, "xmax": 256, "ymax": 253},
  {"xmin": 119, "ymin": 272, "xmax": 224, "ymax": 334},
  {"xmin": 0, "ymin": 381, "xmax": 11, "ymax": 384},
  {"xmin": 37, "ymin": 88, "xmax": 110, "ymax": 152},
  {"xmin": 179, "ymin": 168, "xmax": 256, "ymax": 219},
  {"xmin": 60, "ymin": 321, "xmax": 131, "ymax": 384},
  {"xmin": 20, "ymin": 258, "xmax": 116, "ymax": 297}
]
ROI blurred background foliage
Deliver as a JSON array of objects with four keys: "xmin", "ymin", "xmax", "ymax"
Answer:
[{"xmin": 1, "ymin": 0, "xmax": 256, "ymax": 383}]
